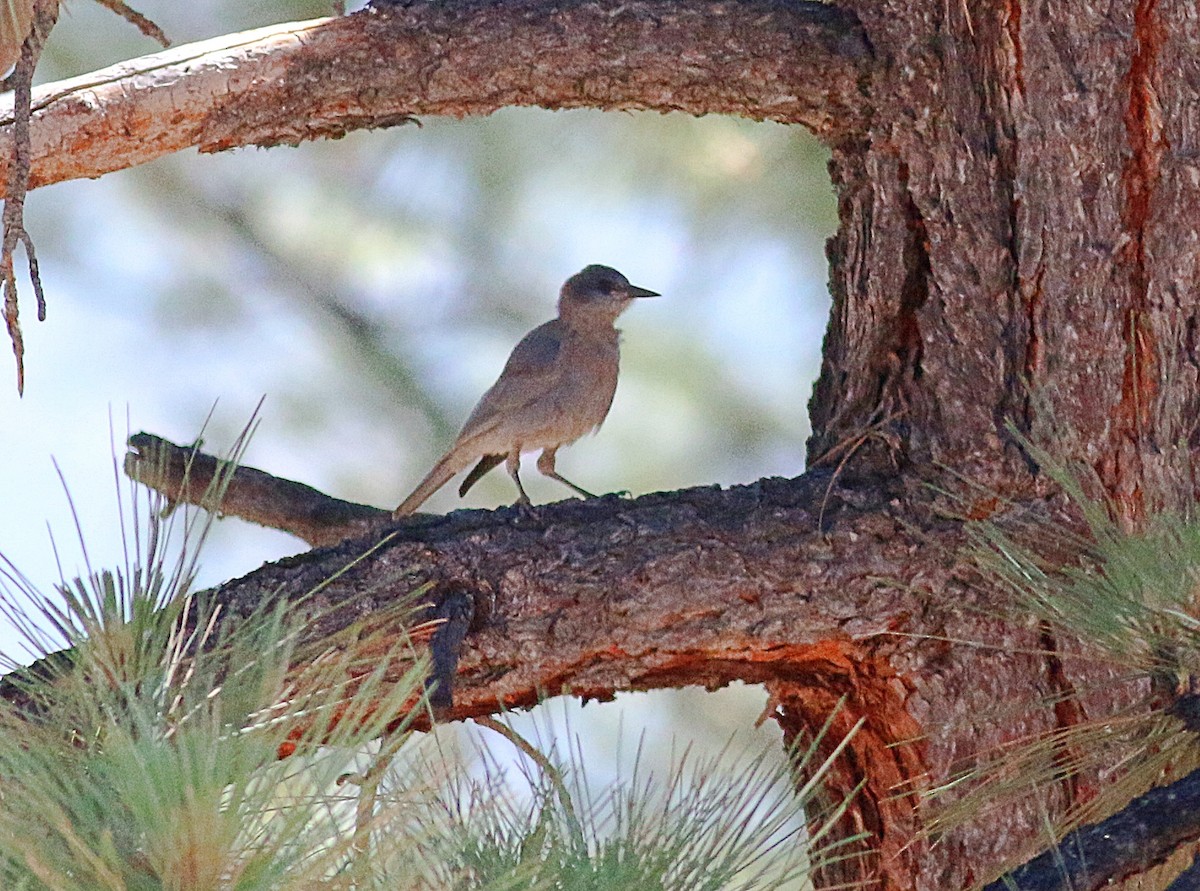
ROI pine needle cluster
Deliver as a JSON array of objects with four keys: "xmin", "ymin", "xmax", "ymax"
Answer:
[{"xmin": 926, "ymin": 458, "xmax": 1200, "ymax": 871}]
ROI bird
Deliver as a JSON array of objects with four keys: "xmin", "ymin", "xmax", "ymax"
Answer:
[{"xmin": 393, "ymin": 264, "xmax": 658, "ymax": 517}]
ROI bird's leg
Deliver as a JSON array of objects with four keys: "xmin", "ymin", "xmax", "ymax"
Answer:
[
  {"xmin": 537, "ymin": 448, "xmax": 596, "ymax": 499},
  {"xmin": 505, "ymin": 452, "xmax": 531, "ymax": 505}
]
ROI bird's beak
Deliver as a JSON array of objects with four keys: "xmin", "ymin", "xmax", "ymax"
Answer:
[{"xmin": 627, "ymin": 284, "xmax": 660, "ymax": 299}]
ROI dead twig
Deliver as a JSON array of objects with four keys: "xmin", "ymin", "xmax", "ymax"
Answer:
[
  {"xmin": 90, "ymin": 0, "xmax": 169, "ymax": 47},
  {"xmin": 1, "ymin": 0, "xmax": 167, "ymax": 393},
  {"xmin": 1, "ymin": 0, "xmax": 55, "ymax": 395}
]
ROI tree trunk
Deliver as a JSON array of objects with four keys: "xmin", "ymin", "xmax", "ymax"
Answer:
[
  {"xmin": 816, "ymin": 0, "xmax": 1200, "ymax": 518},
  {"xmin": 801, "ymin": 1, "xmax": 1200, "ymax": 886},
  {"xmin": 7, "ymin": 1, "xmax": 1200, "ymax": 888}
]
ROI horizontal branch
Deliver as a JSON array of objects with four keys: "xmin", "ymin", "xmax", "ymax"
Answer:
[
  {"xmin": 0, "ymin": 0, "xmax": 871, "ymax": 190},
  {"xmin": 121, "ymin": 436, "xmax": 944, "ymax": 723},
  {"xmin": 206, "ymin": 464, "xmax": 931, "ymax": 718}
]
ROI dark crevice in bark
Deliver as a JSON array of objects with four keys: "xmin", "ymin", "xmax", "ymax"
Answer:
[
  {"xmin": 1004, "ymin": 0, "xmax": 1025, "ymax": 96},
  {"xmin": 1037, "ymin": 622, "xmax": 1092, "ymax": 809},
  {"xmin": 1122, "ymin": 0, "xmax": 1165, "ymax": 297},
  {"xmin": 895, "ymin": 162, "xmax": 930, "ymax": 394},
  {"xmin": 1021, "ymin": 252, "xmax": 1046, "ymax": 397},
  {"xmin": 1111, "ymin": 0, "xmax": 1166, "ymax": 521}
]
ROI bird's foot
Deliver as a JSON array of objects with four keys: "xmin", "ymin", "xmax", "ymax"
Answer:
[{"xmin": 506, "ymin": 496, "xmax": 542, "ymax": 523}]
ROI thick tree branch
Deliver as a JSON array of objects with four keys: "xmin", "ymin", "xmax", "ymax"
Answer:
[
  {"xmin": 983, "ymin": 766, "xmax": 1200, "ymax": 891},
  {"xmin": 175, "ymin": 461, "xmax": 942, "ymax": 724},
  {"xmin": 123, "ymin": 438, "xmax": 936, "ymax": 716},
  {"xmin": 0, "ymin": 0, "xmax": 870, "ymax": 191},
  {"xmin": 116, "ymin": 432, "xmax": 923, "ymax": 714}
]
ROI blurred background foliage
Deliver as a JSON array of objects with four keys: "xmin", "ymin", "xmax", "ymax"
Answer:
[{"xmin": 0, "ymin": 0, "xmax": 836, "ymax": 837}]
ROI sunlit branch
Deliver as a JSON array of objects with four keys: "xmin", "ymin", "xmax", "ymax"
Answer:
[{"xmin": 0, "ymin": 0, "xmax": 870, "ymax": 191}]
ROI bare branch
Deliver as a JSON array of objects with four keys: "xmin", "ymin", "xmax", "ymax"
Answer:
[
  {"xmin": 0, "ymin": 0, "xmax": 870, "ymax": 192},
  {"xmin": 124, "ymin": 433, "xmax": 390, "ymax": 548},
  {"xmin": 90, "ymin": 0, "xmax": 169, "ymax": 47}
]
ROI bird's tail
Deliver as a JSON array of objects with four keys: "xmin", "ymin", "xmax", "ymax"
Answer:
[{"xmin": 394, "ymin": 450, "xmax": 471, "ymax": 517}]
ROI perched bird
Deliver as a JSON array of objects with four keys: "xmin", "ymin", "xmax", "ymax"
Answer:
[{"xmin": 393, "ymin": 264, "xmax": 658, "ymax": 517}]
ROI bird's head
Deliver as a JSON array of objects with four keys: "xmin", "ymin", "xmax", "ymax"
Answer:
[{"xmin": 558, "ymin": 265, "xmax": 659, "ymax": 324}]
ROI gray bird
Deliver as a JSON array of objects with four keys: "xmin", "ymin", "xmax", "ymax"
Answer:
[{"xmin": 393, "ymin": 265, "xmax": 658, "ymax": 517}]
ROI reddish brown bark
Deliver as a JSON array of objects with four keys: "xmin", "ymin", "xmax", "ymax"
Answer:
[
  {"xmin": 813, "ymin": 0, "xmax": 1200, "ymax": 519},
  {"xmin": 803, "ymin": 1, "xmax": 1200, "ymax": 886}
]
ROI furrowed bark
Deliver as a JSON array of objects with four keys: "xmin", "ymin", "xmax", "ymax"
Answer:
[{"xmin": 811, "ymin": 0, "xmax": 1200, "ymax": 521}]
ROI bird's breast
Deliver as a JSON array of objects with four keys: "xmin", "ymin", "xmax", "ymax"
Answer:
[
  {"xmin": 564, "ymin": 335, "xmax": 618, "ymax": 407},
  {"xmin": 534, "ymin": 333, "xmax": 620, "ymax": 445}
]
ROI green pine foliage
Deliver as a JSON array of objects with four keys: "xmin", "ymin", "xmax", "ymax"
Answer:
[
  {"xmin": 401, "ymin": 718, "xmax": 864, "ymax": 891},
  {"xmin": 0, "ymin": 438, "xmax": 437, "ymax": 889}
]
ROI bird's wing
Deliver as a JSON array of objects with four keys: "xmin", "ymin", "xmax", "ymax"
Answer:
[
  {"xmin": 395, "ymin": 321, "xmax": 564, "ymax": 516},
  {"xmin": 458, "ymin": 453, "xmax": 505, "ymax": 496},
  {"xmin": 455, "ymin": 320, "xmax": 565, "ymax": 444}
]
